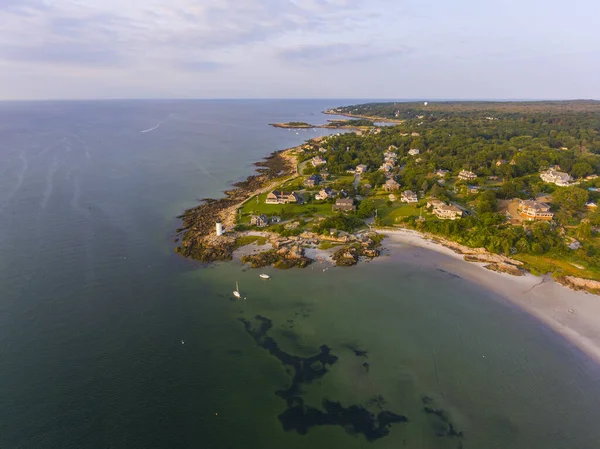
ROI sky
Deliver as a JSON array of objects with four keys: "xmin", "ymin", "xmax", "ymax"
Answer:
[{"xmin": 0, "ymin": 0, "xmax": 599, "ymax": 100}]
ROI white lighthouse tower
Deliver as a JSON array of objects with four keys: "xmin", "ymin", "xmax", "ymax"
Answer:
[{"xmin": 216, "ymin": 222, "xmax": 223, "ymax": 236}]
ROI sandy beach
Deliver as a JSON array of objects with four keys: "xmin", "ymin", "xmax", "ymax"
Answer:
[{"xmin": 378, "ymin": 229, "xmax": 600, "ymax": 366}]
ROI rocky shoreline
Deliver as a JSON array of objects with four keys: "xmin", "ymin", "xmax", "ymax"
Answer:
[
  {"xmin": 175, "ymin": 146, "xmax": 298, "ymax": 263},
  {"xmin": 174, "ymin": 137, "xmax": 384, "ymax": 268}
]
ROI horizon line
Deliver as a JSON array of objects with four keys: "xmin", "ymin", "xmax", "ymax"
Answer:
[{"xmin": 0, "ymin": 97, "xmax": 598, "ymax": 103}]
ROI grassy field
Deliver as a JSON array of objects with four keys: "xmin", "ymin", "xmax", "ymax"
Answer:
[
  {"xmin": 239, "ymin": 192, "xmax": 335, "ymax": 223},
  {"xmin": 373, "ymin": 201, "xmax": 423, "ymax": 226},
  {"xmin": 233, "ymin": 235, "xmax": 267, "ymax": 249},
  {"xmin": 513, "ymin": 253, "xmax": 600, "ymax": 281}
]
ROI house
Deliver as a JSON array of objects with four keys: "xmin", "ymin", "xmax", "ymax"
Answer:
[
  {"xmin": 315, "ymin": 187, "xmax": 334, "ymax": 201},
  {"xmin": 517, "ymin": 200, "xmax": 554, "ymax": 221},
  {"xmin": 540, "ymin": 168, "xmax": 573, "ymax": 186},
  {"xmin": 271, "ymin": 216, "xmax": 282, "ymax": 223},
  {"xmin": 427, "ymin": 199, "xmax": 446, "ymax": 209},
  {"xmin": 488, "ymin": 176, "xmax": 499, "ymax": 181},
  {"xmin": 304, "ymin": 174, "xmax": 322, "ymax": 188},
  {"xmin": 467, "ymin": 185, "xmax": 480, "ymax": 194},
  {"xmin": 384, "ymin": 150, "xmax": 397, "ymax": 161},
  {"xmin": 401, "ymin": 190, "xmax": 418, "ymax": 203},
  {"xmin": 384, "ymin": 179, "xmax": 400, "ymax": 191},
  {"xmin": 433, "ymin": 204, "xmax": 463, "ymax": 220},
  {"xmin": 355, "ymin": 164, "xmax": 368, "ymax": 174},
  {"xmin": 435, "ymin": 169, "xmax": 449, "ymax": 177},
  {"xmin": 458, "ymin": 170, "xmax": 477, "ymax": 181},
  {"xmin": 250, "ymin": 214, "xmax": 269, "ymax": 227},
  {"xmin": 320, "ymin": 169, "xmax": 330, "ymax": 179},
  {"xmin": 586, "ymin": 202, "xmax": 598, "ymax": 209},
  {"xmin": 569, "ymin": 240, "xmax": 581, "ymax": 250},
  {"xmin": 411, "ymin": 132, "xmax": 420, "ymax": 137},
  {"xmin": 265, "ymin": 190, "xmax": 299, "ymax": 204},
  {"xmin": 318, "ymin": 147, "xmax": 327, "ymax": 153},
  {"xmin": 586, "ymin": 174, "xmax": 598, "ymax": 180},
  {"xmin": 496, "ymin": 159, "xmax": 507, "ymax": 166},
  {"xmin": 408, "ymin": 148, "xmax": 420, "ymax": 156},
  {"xmin": 332, "ymin": 198, "xmax": 356, "ymax": 212},
  {"xmin": 311, "ymin": 156, "xmax": 326, "ymax": 167},
  {"xmin": 379, "ymin": 162, "xmax": 394, "ymax": 173}
]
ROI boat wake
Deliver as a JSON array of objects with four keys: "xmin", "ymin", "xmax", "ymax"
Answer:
[{"xmin": 140, "ymin": 121, "xmax": 162, "ymax": 133}]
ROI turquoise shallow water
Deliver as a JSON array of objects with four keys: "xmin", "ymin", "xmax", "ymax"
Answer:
[{"xmin": 1, "ymin": 100, "xmax": 600, "ymax": 448}]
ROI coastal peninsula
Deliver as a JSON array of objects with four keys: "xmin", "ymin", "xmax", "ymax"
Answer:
[{"xmin": 176, "ymin": 100, "xmax": 600, "ymax": 294}]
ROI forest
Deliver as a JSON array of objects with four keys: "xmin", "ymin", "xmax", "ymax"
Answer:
[{"xmin": 302, "ymin": 102, "xmax": 600, "ymax": 278}]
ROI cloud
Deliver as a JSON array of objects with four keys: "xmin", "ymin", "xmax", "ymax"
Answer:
[
  {"xmin": 2, "ymin": 41, "xmax": 124, "ymax": 66},
  {"xmin": 277, "ymin": 43, "xmax": 410, "ymax": 64},
  {"xmin": 175, "ymin": 60, "xmax": 227, "ymax": 72}
]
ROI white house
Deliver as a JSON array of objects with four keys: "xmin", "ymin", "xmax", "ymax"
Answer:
[
  {"xmin": 408, "ymin": 148, "xmax": 420, "ymax": 156},
  {"xmin": 311, "ymin": 156, "xmax": 326, "ymax": 167},
  {"xmin": 401, "ymin": 190, "xmax": 418, "ymax": 203},
  {"xmin": 540, "ymin": 168, "xmax": 573, "ymax": 186},
  {"xmin": 458, "ymin": 170, "xmax": 477, "ymax": 181},
  {"xmin": 355, "ymin": 164, "xmax": 368, "ymax": 174}
]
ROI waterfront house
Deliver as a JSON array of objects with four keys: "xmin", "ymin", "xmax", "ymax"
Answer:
[
  {"xmin": 250, "ymin": 214, "xmax": 269, "ymax": 227},
  {"xmin": 458, "ymin": 170, "xmax": 477, "ymax": 181},
  {"xmin": 304, "ymin": 174, "xmax": 322, "ymax": 188},
  {"xmin": 265, "ymin": 190, "xmax": 299, "ymax": 204},
  {"xmin": 332, "ymin": 198, "xmax": 356, "ymax": 212},
  {"xmin": 433, "ymin": 204, "xmax": 463, "ymax": 220},
  {"xmin": 540, "ymin": 168, "xmax": 572, "ymax": 186},
  {"xmin": 427, "ymin": 199, "xmax": 446, "ymax": 209},
  {"xmin": 408, "ymin": 148, "xmax": 420, "ymax": 156},
  {"xmin": 401, "ymin": 190, "xmax": 418, "ymax": 203},
  {"xmin": 384, "ymin": 179, "xmax": 400, "ymax": 191},
  {"xmin": 517, "ymin": 199, "xmax": 554, "ymax": 221}
]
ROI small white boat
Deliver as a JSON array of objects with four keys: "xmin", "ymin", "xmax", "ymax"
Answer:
[
  {"xmin": 181, "ymin": 340, "xmax": 185, "ymax": 345},
  {"xmin": 233, "ymin": 281, "xmax": 241, "ymax": 299},
  {"xmin": 259, "ymin": 273, "xmax": 270, "ymax": 279}
]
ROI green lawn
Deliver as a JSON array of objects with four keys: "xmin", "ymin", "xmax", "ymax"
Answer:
[
  {"xmin": 239, "ymin": 192, "xmax": 335, "ymax": 223},
  {"xmin": 377, "ymin": 203, "xmax": 423, "ymax": 225},
  {"xmin": 513, "ymin": 253, "xmax": 600, "ymax": 281}
]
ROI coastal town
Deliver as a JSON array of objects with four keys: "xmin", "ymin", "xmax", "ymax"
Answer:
[{"xmin": 176, "ymin": 101, "xmax": 600, "ymax": 293}]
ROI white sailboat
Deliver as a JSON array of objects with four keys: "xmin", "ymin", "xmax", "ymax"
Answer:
[
  {"xmin": 259, "ymin": 273, "xmax": 270, "ymax": 279},
  {"xmin": 233, "ymin": 281, "xmax": 241, "ymax": 299}
]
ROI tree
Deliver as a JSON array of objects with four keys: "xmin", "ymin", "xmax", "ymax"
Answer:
[
  {"xmin": 576, "ymin": 220, "xmax": 592, "ymax": 240},
  {"xmin": 476, "ymin": 190, "xmax": 497, "ymax": 214},
  {"xmin": 366, "ymin": 171, "xmax": 387, "ymax": 188},
  {"xmin": 357, "ymin": 199, "xmax": 376, "ymax": 218},
  {"xmin": 571, "ymin": 162, "xmax": 594, "ymax": 178},
  {"xmin": 552, "ymin": 187, "xmax": 588, "ymax": 218}
]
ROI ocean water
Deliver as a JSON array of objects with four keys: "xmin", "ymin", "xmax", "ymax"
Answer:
[{"xmin": 1, "ymin": 100, "xmax": 600, "ymax": 449}]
